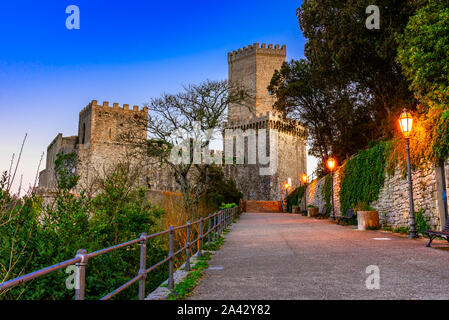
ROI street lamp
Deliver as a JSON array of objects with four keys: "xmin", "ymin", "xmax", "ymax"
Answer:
[
  {"xmin": 301, "ymin": 173, "xmax": 308, "ymax": 184},
  {"xmin": 282, "ymin": 182, "xmax": 290, "ymax": 213},
  {"xmin": 399, "ymin": 110, "xmax": 417, "ymax": 238},
  {"xmin": 327, "ymin": 157, "xmax": 337, "ymax": 220},
  {"xmin": 301, "ymin": 174, "xmax": 308, "ymax": 211}
]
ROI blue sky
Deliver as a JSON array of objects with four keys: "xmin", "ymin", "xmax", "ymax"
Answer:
[{"xmin": 0, "ymin": 0, "xmax": 316, "ymax": 192}]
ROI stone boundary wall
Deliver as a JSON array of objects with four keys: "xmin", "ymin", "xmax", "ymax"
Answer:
[
  {"xmin": 305, "ymin": 177, "xmax": 326, "ymax": 212},
  {"xmin": 306, "ymin": 160, "xmax": 449, "ymax": 231}
]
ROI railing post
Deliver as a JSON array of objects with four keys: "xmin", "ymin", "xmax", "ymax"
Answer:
[
  {"xmin": 225, "ymin": 210, "xmax": 227, "ymax": 228},
  {"xmin": 185, "ymin": 222, "xmax": 191, "ymax": 272},
  {"xmin": 168, "ymin": 226, "xmax": 175, "ymax": 290},
  {"xmin": 212, "ymin": 214, "xmax": 216, "ymax": 242},
  {"xmin": 208, "ymin": 214, "xmax": 211, "ymax": 245},
  {"xmin": 199, "ymin": 218, "xmax": 203, "ymax": 258},
  {"xmin": 75, "ymin": 249, "xmax": 88, "ymax": 300},
  {"xmin": 138, "ymin": 233, "xmax": 147, "ymax": 300},
  {"xmin": 219, "ymin": 212, "xmax": 222, "ymax": 236}
]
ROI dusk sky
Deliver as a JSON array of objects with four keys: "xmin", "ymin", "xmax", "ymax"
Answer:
[{"xmin": 0, "ymin": 0, "xmax": 317, "ymax": 193}]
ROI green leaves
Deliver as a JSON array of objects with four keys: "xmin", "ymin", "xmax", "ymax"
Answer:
[
  {"xmin": 339, "ymin": 141, "xmax": 389, "ymax": 215},
  {"xmin": 397, "ymin": 0, "xmax": 449, "ymax": 97}
]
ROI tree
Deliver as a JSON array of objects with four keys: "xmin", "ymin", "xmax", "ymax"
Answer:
[
  {"xmin": 396, "ymin": 0, "xmax": 449, "ymax": 163},
  {"xmin": 268, "ymin": 59, "xmax": 375, "ymax": 173},
  {"xmin": 397, "ymin": 0, "xmax": 449, "ymax": 100},
  {"xmin": 293, "ymin": 0, "xmax": 424, "ymax": 159},
  {"xmin": 125, "ymin": 80, "xmax": 250, "ymax": 216},
  {"xmin": 298, "ymin": 0, "xmax": 423, "ymax": 117},
  {"xmin": 199, "ymin": 165, "xmax": 243, "ymax": 211}
]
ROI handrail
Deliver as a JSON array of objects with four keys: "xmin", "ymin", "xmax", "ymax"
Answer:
[{"xmin": 0, "ymin": 206, "xmax": 240, "ymax": 300}]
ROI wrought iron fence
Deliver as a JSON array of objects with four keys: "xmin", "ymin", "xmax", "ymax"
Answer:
[{"xmin": 0, "ymin": 206, "xmax": 240, "ymax": 300}]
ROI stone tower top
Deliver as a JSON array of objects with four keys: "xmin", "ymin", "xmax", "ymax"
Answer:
[
  {"xmin": 78, "ymin": 100, "xmax": 148, "ymax": 146},
  {"xmin": 227, "ymin": 43, "xmax": 286, "ymax": 63},
  {"xmin": 227, "ymin": 43, "xmax": 286, "ymax": 122}
]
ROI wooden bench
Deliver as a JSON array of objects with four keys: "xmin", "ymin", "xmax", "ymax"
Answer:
[
  {"xmin": 425, "ymin": 219, "xmax": 449, "ymax": 247},
  {"xmin": 315, "ymin": 207, "xmax": 328, "ymax": 219},
  {"xmin": 336, "ymin": 209, "xmax": 354, "ymax": 225}
]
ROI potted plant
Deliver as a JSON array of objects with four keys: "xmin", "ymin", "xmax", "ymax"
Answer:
[
  {"xmin": 292, "ymin": 205, "xmax": 301, "ymax": 214},
  {"xmin": 307, "ymin": 204, "xmax": 318, "ymax": 217},
  {"xmin": 355, "ymin": 202, "xmax": 379, "ymax": 230}
]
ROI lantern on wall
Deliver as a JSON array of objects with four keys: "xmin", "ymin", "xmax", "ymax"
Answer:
[
  {"xmin": 327, "ymin": 157, "xmax": 336, "ymax": 172},
  {"xmin": 301, "ymin": 173, "xmax": 308, "ymax": 184},
  {"xmin": 399, "ymin": 110, "xmax": 413, "ymax": 138}
]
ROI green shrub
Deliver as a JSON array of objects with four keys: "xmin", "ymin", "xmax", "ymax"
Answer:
[
  {"xmin": 322, "ymin": 174, "xmax": 332, "ymax": 212},
  {"xmin": 200, "ymin": 166, "xmax": 242, "ymax": 212},
  {"xmin": 286, "ymin": 185, "xmax": 306, "ymax": 207},
  {"xmin": 415, "ymin": 208, "xmax": 431, "ymax": 235},
  {"xmin": 393, "ymin": 226, "xmax": 410, "ymax": 234},
  {"xmin": 1, "ymin": 156, "xmax": 168, "ymax": 300},
  {"xmin": 219, "ymin": 203, "xmax": 237, "ymax": 210}
]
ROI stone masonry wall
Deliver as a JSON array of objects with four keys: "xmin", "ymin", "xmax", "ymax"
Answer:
[
  {"xmin": 306, "ymin": 160, "xmax": 449, "ymax": 231},
  {"xmin": 305, "ymin": 176, "xmax": 326, "ymax": 212}
]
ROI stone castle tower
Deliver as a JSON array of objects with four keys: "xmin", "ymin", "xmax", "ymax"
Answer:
[
  {"xmin": 39, "ymin": 43, "xmax": 307, "ymax": 203},
  {"xmin": 39, "ymin": 100, "xmax": 149, "ymax": 191},
  {"xmin": 224, "ymin": 43, "xmax": 307, "ymax": 201}
]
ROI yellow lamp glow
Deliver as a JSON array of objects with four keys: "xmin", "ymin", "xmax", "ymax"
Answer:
[
  {"xmin": 399, "ymin": 110, "xmax": 413, "ymax": 138},
  {"xmin": 284, "ymin": 183, "xmax": 290, "ymax": 190},
  {"xmin": 327, "ymin": 157, "xmax": 336, "ymax": 172},
  {"xmin": 301, "ymin": 174, "xmax": 308, "ymax": 184}
]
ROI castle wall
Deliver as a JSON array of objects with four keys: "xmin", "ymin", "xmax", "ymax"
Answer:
[
  {"xmin": 224, "ymin": 111, "xmax": 307, "ymax": 201},
  {"xmin": 38, "ymin": 133, "xmax": 77, "ymax": 189}
]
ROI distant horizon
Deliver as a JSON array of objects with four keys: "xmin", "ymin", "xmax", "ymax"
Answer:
[{"xmin": 0, "ymin": 0, "xmax": 318, "ymax": 193}]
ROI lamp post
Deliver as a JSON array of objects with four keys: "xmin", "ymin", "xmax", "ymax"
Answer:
[
  {"xmin": 301, "ymin": 174, "xmax": 308, "ymax": 211},
  {"xmin": 327, "ymin": 157, "xmax": 337, "ymax": 220},
  {"xmin": 282, "ymin": 182, "xmax": 290, "ymax": 213},
  {"xmin": 399, "ymin": 110, "xmax": 417, "ymax": 238}
]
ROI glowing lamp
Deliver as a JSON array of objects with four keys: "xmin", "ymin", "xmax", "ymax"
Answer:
[
  {"xmin": 327, "ymin": 158, "xmax": 336, "ymax": 172},
  {"xmin": 301, "ymin": 174, "xmax": 308, "ymax": 184},
  {"xmin": 399, "ymin": 110, "xmax": 413, "ymax": 138},
  {"xmin": 284, "ymin": 183, "xmax": 290, "ymax": 190}
]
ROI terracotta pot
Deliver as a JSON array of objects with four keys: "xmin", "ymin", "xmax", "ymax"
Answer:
[
  {"xmin": 292, "ymin": 206, "xmax": 301, "ymax": 214},
  {"xmin": 308, "ymin": 207, "xmax": 318, "ymax": 217},
  {"xmin": 357, "ymin": 211, "xmax": 380, "ymax": 230}
]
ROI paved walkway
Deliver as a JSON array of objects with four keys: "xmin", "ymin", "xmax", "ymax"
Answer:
[{"xmin": 190, "ymin": 212, "xmax": 449, "ymax": 300}]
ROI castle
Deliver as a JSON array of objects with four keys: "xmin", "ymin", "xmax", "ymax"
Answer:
[{"xmin": 38, "ymin": 43, "xmax": 307, "ymax": 201}]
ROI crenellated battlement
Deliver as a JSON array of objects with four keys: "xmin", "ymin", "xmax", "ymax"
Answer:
[
  {"xmin": 228, "ymin": 43, "xmax": 286, "ymax": 63},
  {"xmin": 79, "ymin": 100, "xmax": 148, "ymax": 115},
  {"xmin": 224, "ymin": 111, "xmax": 306, "ymax": 137}
]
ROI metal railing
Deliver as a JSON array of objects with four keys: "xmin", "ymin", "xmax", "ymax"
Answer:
[{"xmin": 0, "ymin": 206, "xmax": 240, "ymax": 300}]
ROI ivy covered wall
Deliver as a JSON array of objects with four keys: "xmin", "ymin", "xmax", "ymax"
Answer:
[{"xmin": 305, "ymin": 141, "xmax": 449, "ymax": 230}]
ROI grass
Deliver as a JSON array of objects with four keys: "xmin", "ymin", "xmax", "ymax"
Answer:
[
  {"xmin": 393, "ymin": 226, "xmax": 410, "ymax": 234},
  {"xmin": 167, "ymin": 253, "xmax": 211, "ymax": 300},
  {"xmin": 166, "ymin": 224, "xmax": 233, "ymax": 300}
]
